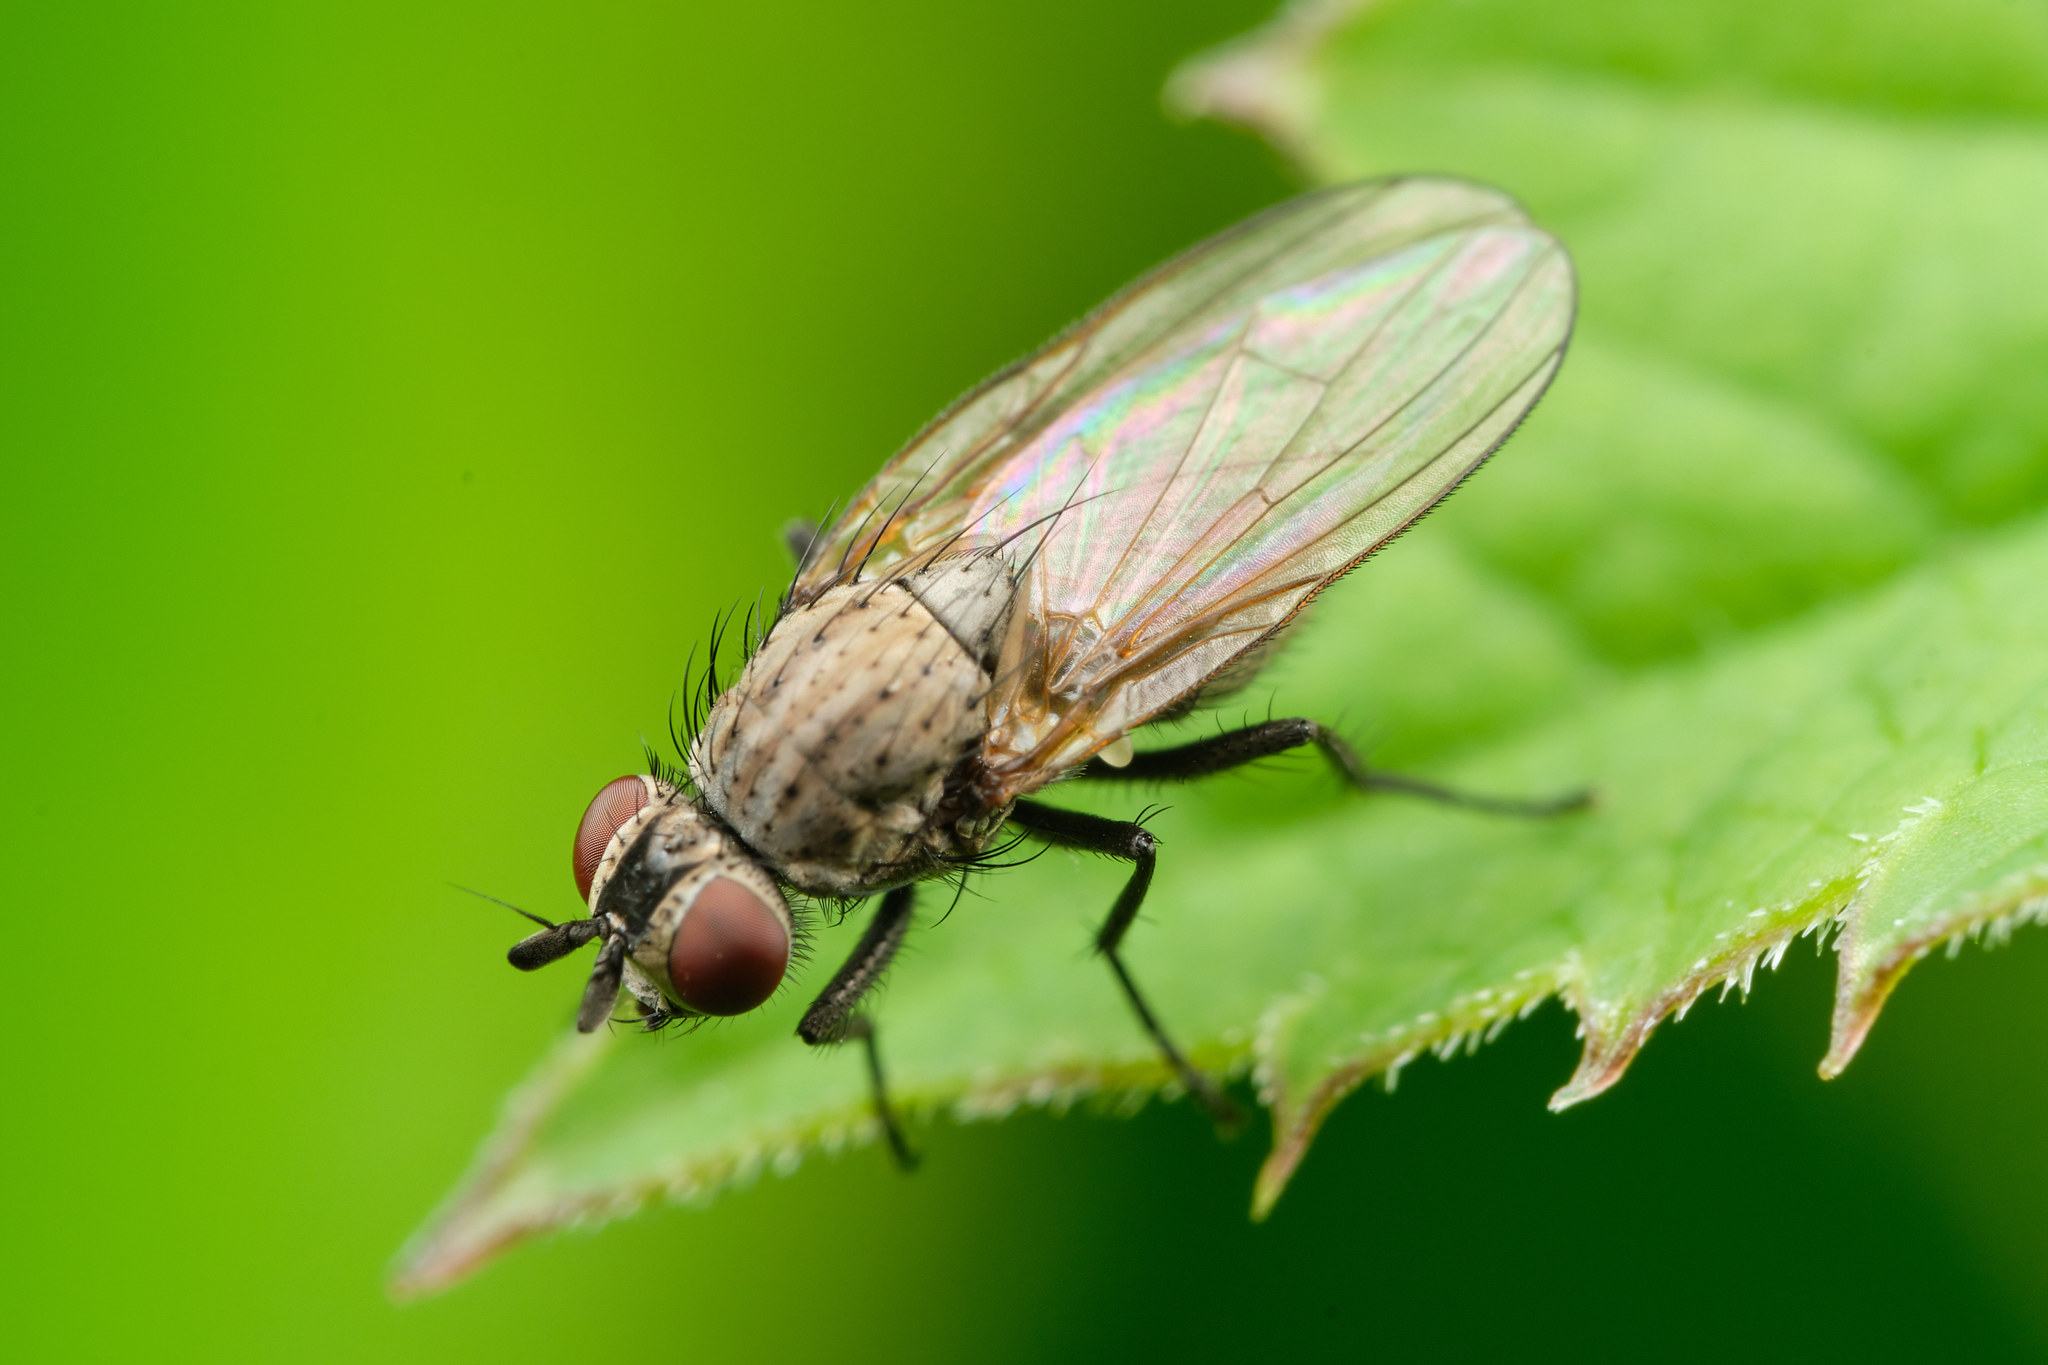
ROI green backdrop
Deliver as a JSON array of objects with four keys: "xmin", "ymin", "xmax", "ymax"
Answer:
[{"xmin": 5, "ymin": 1, "xmax": 2046, "ymax": 1360}]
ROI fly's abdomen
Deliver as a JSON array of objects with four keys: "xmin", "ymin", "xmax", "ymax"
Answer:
[{"xmin": 691, "ymin": 556, "xmax": 1017, "ymax": 895}]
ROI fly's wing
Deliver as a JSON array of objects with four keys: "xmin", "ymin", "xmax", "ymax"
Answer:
[
  {"xmin": 789, "ymin": 178, "xmax": 1547, "ymax": 596},
  {"xmin": 972, "ymin": 186, "xmax": 1573, "ymax": 787},
  {"xmin": 787, "ymin": 177, "xmax": 1574, "ymax": 792}
]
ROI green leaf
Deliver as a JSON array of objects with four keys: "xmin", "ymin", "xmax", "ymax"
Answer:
[{"xmin": 397, "ymin": 0, "xmax": 2048, "ymax": 1292}]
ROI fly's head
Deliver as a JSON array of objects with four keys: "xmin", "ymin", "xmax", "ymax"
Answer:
[{"xmin": 507, "ymin": 774, "xmax": 794, "ymax": 1032}]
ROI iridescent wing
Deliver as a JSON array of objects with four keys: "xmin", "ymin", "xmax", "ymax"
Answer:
[{"xmin": 791, "ymin": 177, "xmax": 1574, "ymax": 791}]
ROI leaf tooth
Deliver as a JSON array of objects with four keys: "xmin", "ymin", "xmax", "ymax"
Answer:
[
  {"xmin": 1552, "ymin": 906, "xmax": 1839, "ymax": 1113},
  {"xmin": 1825, "ymin": 877, "xmax": 2048, "ymax": 1078},
  {"xmin": 1254, "ymin": 975, "xmax": 1555, "ymax": 1221},
  {"xmin": 1548, "ymin": 1020, "xmax": 1640, "ymax": 1112},
  {"xmin": 1823, "ymin": 768, "xmax": 2048, "ymax": 1078}
]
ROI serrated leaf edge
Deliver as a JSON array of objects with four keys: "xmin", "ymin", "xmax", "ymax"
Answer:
[
  {"xmin": 391, "ymin": 1037, "xmax": 1198, "ymax": 1298},
  {"xmin": 1824, "ymin": 864, "xmax": 2048, "ymax": 1077},
  {"xmin": 401, "ymin": 841, "xmax": 2047, "ymax": 1290}
]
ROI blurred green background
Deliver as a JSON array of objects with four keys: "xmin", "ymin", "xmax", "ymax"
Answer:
[{"xmin": 6, "ymin": 1, "xmax": 2048, "ymax": 1360}]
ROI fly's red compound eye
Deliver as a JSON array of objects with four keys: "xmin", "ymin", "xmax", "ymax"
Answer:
[
  {"xmin": 573, "ymin": 776, "xmax": 651, "ymax": 902},
  {"xmin": 669, "ymin": 877, "xmax": 790, "ymax": 1016}
]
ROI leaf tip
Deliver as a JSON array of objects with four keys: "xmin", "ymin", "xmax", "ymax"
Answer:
[
  {"xmin": 1251, "ymin": 1132, "xmax": 1309, "ymax": 1221},
  {"xmin": 1820, "ymin": 962, "xmax": 1899, "ymax": 1080},
  {"xmin": 1823, "ymin": 820, "xmax": 2048, "ymax": 1080},
  {"xmin": 1546, "ymin": 1041, "xmax": 1635, "ymax": 1113},
  {"xmin": 386, "ymin": 1224, "xmax": 498, "ymax": 1303}
]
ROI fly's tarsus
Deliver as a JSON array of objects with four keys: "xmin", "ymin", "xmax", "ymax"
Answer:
[
  {"xmin": 1007, "ymin": 799, "xmax": 1243, "ymax": 1133},
  {"xmin": 848, "ymin": 1014, "xmax": 919, "ymax": 1171},
  {"xmin": 1079, "ymin": 716, "xmax": 1594, "ymax": 816},
  {"xmin": 798, "ymin": 888, "xmax": 921, "ymax": 1169}
]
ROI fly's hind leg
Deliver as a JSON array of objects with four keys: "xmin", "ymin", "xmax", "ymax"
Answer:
[
  {"xmin": 798, "ymin": 885, "xmax": 919, "ymax": 1170},
  {"xmin": 1008, "ymin": 800, "xmax": 1242, "ymax": 1132},
  {"xmin": 1081, "ymin": 717, "xmax": 1591, "ymax": 816}
]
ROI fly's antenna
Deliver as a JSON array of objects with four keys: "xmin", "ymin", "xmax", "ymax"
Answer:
[
  {"xmin": 456, "ymin": 883, "xmax": 608, "ymax": 974},
  {"xmin": 450, "ymin": 883, "xmax": 556, "ymax": 930}
]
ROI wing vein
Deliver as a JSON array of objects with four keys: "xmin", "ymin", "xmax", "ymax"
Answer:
[{"xmin": 1108, "ymin": 237, "xmax": 1537, "ymax": 654}]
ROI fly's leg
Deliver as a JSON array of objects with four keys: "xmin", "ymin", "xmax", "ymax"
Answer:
[
  {"xmin": 798, "ymin": 885, "xmax": 915, "ymax": 1042},
  {"xmin": 1007, "ymin": 800, "xmax": 1242, "ymax": 1132},
  {"xmin": 798, "ymin": 885, "xmax": 919, "ymax": 1170},
  {"xmin": 838, "ymin": 1015, "xmax": 915, "ymax": 1171},
  {"xmin": 1080, "ymin": 717, "xmax": 1590, "ymax": 816},
  {"xmin": 575, "ymin": 935, "xmax": 626, "ymax": 1034}
]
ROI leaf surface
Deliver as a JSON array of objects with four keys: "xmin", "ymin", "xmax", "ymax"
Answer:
[{"xmin": 399, "ymin": 0, "xmax": 2048, "ymax": 1292}]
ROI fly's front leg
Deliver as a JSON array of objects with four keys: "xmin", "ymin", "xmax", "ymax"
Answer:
[
  {"xmin": 1008, "ymin": 800, "xmax": 1242, "ymax": 1132},
  {"xmin": 1081, "ymin": 717, "xmax": 1590, "ymax": 816},
  {"xmin": 798, "ymin": 885, "xmax": 919, "ymax": 1170}
]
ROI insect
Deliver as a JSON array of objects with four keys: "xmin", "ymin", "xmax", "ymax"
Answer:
[{"xmin": 505, "ymin": 177, "xmax": 1579, "ymax": 1162}]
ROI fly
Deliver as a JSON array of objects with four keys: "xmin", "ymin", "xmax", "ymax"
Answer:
[{"xmin": 506, "ymin": 177, "xmax": 1583, "ymax": 1163}]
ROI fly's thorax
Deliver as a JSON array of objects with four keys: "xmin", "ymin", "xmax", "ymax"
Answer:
[
  {"xmin": 582, "ymin": 778, "xmax": 793, "ymax": 1019},
  {"xmin": 690, "ymin": 554, "xmax": 1018, "ymax": 895}
]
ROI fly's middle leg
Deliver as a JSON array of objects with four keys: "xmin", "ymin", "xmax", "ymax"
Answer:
[
  {"xmin": 799, "ymin": 885, "xmax": 919, "ymax": 1170},
  {"xmin": 1080, "ymin": 717, "xmax": 1591, "ymax": 816},
  {"xmin": 1008, "ymin": 799, "xmax": 1243, "ymax": 1132}
]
